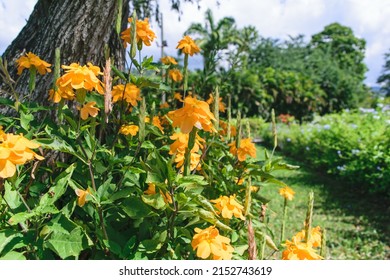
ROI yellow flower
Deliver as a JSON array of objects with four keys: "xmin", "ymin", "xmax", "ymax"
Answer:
[
  {"xmin": 48, "ymin": 84, "xmax": 75, "ymax": 103},
  {"xmin": 16, "ymin": 52, "xmax": 51, "ymax": 75},
  {"xmin": 160, "ymin": 102, "xmax": 169, "ymax": 109},
  {"xmin": 0, "ymin": 133, "xmax": 44, "ymax": 179},
  {"xmin": 219, "ymin": 120, "xmax": 237, "ymax": 137},
  {"xmin": 174, "ymin": 92, "xmax": 183, "ymax": 101},
  {"xmin": 191, "ymin": 226, "xmax": 234, "ymax": 260},
  {"xmin": 112, "ymin": 84, "xmax": 142, "ymax": 106},
  {"xmin": 279, "ymin": 186, "xmax": 295, "ymax": 201},
  {"xmin": 228, "ymin": 138, "xmax": 256, "ymax": 161},
  {"xmin": 57, "ymin": 63, "xmax": 104, "ymax": 94},
  {"xmin": 169, "ymin": 132, "xmax": 204, "ymax": 171},
  {"xmin": 294, "ymin": 226, "xmax": 322, "ymax": 248},
  {"xmin": 79, "ymin": 101, "xmax": 99, "ymax": 120},
  {"xmin": 119, "ymin": 124, "xmax": 139, "ymax": 136},
  {"xmin": 152, "ymin": 116, "xmax": 164, "ymax": 134},
  {"xmin": 161, "ymin": 56, "xmax": 178, "ymax": 65},
  {"xmin": 121, "ymin": 17, "xmax": 156, "ymax": 47},
  {"xmin": 167, "ymin": 96, "xmax": 216, "ymax": 134},
  {"xmin": 168, "ymin": 69, "xmax": 183, "ymax": 82},
  {"xmin": 282, "ymin": 236, "xmax": 322, "ymax": 260},
  {"xmin": 206, "ymin": 94, "xmax": 226, "ymax": 112},
  {"xmin": 144, "ymin": 183, "xmax": 172, "ymax": 204},
  {"xmin": 75, "ymin": 188, "xmax": 91, "ymax": 207},
  {"xmin": 176, "ymin": 36, "xmax": 201, "ymax": 56},
  {"xmin": 210, "ymin": 195, "xmax": 245, "ymax": 220}
]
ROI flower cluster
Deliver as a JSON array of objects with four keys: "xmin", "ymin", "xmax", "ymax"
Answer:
[
  {"xmin": 169, "ymin": 132, "xmax": 204, "ymax": 171},
  {"xmin": 206, "ymin": 94, "xmax": 226, "ymax": 112},
  {"xmin": 111, "ymin": 84, "xmax": 142, "ymax": 107},
  {"xmin": 168, "ymin": 96, "xmax": 216, "ymax": 134},
  {"xmin": 0, "ymin": 128, "xmax": 44, "ymax": 178},
  {"xmin": 168, "ymin": 69, "xmax": 183, "ymax": 82},
  {"xmin": 49, "ymin": 63, "xmax": 104, "ymax": 103},
  {"xmin": 282, "ymin": 226, "xmax": 323, "ymax": 260},
  {"xmin": 191, "ymin": 226, "xmax": 234, "ymax": 260},
  {"xmin": 161, "ymin": 56, "xmax": 177, "ymax": 65},
  {"xmin": 119, "ymin": 124, "xmax": 139, "ymax": 136},
  {"xmin": 279, "ymin": 186, "xmax": 295, "ymax": 201},
  {"xmin": 176, "ymin": 36, "xmax": 201, "ymax": 56},
  {"xmin": 228, "ymin": 138, "xmax": 257, "ymax": 161},
  {"xmin": 16, "ymin": 52, "xmax": 51, "ymax": 75},
  {"xmin": 211, "ymin": 195, "xmax": 245, "ymax": 220},
  {"xmin": 121, "ymin": 17, "xmax": 156, "ymax": 47}
]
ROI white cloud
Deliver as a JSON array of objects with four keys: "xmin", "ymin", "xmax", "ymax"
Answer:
[{"xmin": 0, "ymin": 0, "xmax": 36, "ymax": 53}]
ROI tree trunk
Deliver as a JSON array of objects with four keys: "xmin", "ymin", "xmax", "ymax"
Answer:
[{"xmin": 1, "ymin": 0, "xmax": 129, "ymax": 114}]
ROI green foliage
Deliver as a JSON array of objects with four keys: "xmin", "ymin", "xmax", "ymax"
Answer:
[{"xmin": 261, "ymin": 108, "xmax": 390, "ymax": 195}]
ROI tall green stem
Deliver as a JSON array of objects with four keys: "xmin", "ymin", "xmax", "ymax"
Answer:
[
  {"xmin": 280, "ymin": 198, "xmax": 287, "ymax": 243},
  {"xmin": 184, "ymin": 128, "xmax": 197, "ymax": 176},
  {"xmin": 183, "ymin": 54, "xmax": 189, "ymax": 97}
]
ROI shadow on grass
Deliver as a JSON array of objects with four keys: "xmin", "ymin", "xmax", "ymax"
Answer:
[{"xmin": 282, "ymin": 157, "xmax": 390, "ymax": 249}]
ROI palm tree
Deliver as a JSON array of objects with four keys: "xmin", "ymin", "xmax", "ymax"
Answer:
[{"xmin": 184, "ymin": 9, "xmax": 238, "ymax": 93}]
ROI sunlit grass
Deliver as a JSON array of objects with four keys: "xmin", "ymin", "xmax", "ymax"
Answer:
[{"xmin": 256, "ymin": 146, "xmax": 390, "ymax": 260}]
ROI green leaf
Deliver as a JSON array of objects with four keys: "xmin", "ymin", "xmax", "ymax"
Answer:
[
  {"xmin": 0, "ymin": 251, "xmax": 26, "ymax": 260},
  {"xmin": 141, "ymin": 141, "xmax": 156, "ymax": 149},
  {"xmin": 20, "ymin": 111, "xmax": 34, "ymax": 130},
  {"xmin": 0, "ymin": 229, "xmax": 23, "ymax": 255},
  {"xmin": 39, "ymin": 163, "xmax": 76, "ymax": 207},
  {"xmin": 142, "ymin": 193, "xmax": 166, "ymax": 210},
  {"xmin": 8, "ymin": 212, "xmax": 34, "ymax": 225},
  {"xmin": 121, "ymin": 197, "xmax": 152, "ymax": 218},
  {"xmin": 45, "ymin": 227, "xmax": 89, "ymax": 259},
  {"xmin": 3, "ymin": 181, "xmax": 21, "ymax": 209}
]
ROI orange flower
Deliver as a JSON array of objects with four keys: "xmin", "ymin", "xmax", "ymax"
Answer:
[
  {"xmin": 79, "ymin": 101, "xmax": 99, "ymax": 120},
  {"xmin": 111, "ymin": 84, "xmax": 142, "ymax": 106},
  {"xmin": 294, "ymin": 226, "xmax": 322, "ymax": 247},
  {"xmin": 152, "ymin": 116, "xmax": 164, "ymax": 134},
  {"xmin": 169, "ymin": 132, "xmax": 204, "ymax": 171},
  {"xmin": 219, "ymin": 120, "xmax": 237, "ymax": 137},
  {"xmin": 160, "ymin": 102, "xmax": 169, "ymax": 109},
  {"xmin": 279, "ymin": 186, "xmax": 295, "ymax": 201},
  {"xmin": 144, "ymin": 183, "xmax": 172, "ymax": 204},
  {"xmin": 206, "ymin": 94, "xmax": 226, "ymax": 112},
  {"xmin": 282, "ymin": 236, "xmax": 322, "ymax": 260},
  {"xmin": 121, "ymin": 17, "xmax": 156, "ymax": 47},
  {"xmin": 191, "ymin": 226, "xmax": 234, "ymax": 260},
  {"xmin": 210, "ymin": 195, "xmax": 245, "ymax": 220},
  {"xmin": 176, "ymin": 36, "xmax": 201, "ymax": 56},
  {"xmin": 174, "ymin": 92, "xmax": 183, "ymax": 101},
  {"xmin": 16, "ymin": 52, "xmax": 51, "ymax": 75},
  {"xmin": 75, "ymin": 188, "xmax": 91, "ymax": 207},
  {"xmin": 119, "ymin": 124, "xmax": 139, "ymax": 136},
  {"xmin": 228, "ymin": 138, "xmax": 256, "ymax": 161},
  {"xmin": 57, "ymin": 63, "xmax": 104, "ymax": 94},
  {"xmin": 167, "ymin": 96, "xmax": 216, "ymax": 134},
  {"xmin": 161, "ymin": 56, "xmax": 178, "ymax": 65},
  {"xmin": 168, "ymin": 69, "xmax": 183, "ymax": 82},
  {"xmin": 0, "ymin": 132, "xmax": 44, "ymax": 179},
  {"xmin": 48, "ymin": 84, "xmax": 75, "ymax": 103}
]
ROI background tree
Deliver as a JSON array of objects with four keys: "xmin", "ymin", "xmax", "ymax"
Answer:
[
  {"xmin": 185, "ymin": 8, "xmax": 237, "ymax": 95},
  {"xmin": 377, "ymin": 49, "xmax": 390, "ymax": 97}
]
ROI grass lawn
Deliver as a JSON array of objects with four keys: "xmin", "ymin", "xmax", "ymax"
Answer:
[{"xmin": 256, "ymin": 146, "xmax": 390, "ymax": 260}]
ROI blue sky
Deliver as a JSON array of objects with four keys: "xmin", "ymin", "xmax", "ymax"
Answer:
[{"xmin": 1, "ymin": 0, "xmax": 389, "ymax": 86}]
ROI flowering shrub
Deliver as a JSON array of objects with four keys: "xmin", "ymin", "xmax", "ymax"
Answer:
[{"xmin": 0, "ymin": 14, "xmax": 323, "ymax": 260}]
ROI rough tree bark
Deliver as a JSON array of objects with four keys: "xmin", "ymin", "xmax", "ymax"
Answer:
[{"xmin": 1, "ymin": 0, "xmax": 129, "ymax": 113}]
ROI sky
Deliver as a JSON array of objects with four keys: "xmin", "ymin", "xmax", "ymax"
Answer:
[{"xmin": 1, "ymin": 0, "xmax": 389, "ymax": 86}]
